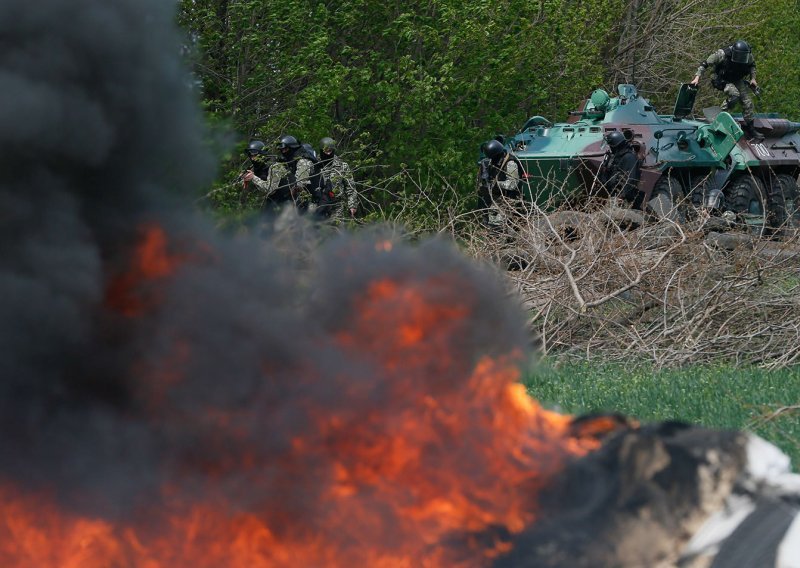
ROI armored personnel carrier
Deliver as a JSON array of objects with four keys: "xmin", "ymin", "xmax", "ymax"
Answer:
[{"xmin": 503, "ymin": 84, "xmax": 800, "ymax": 230}]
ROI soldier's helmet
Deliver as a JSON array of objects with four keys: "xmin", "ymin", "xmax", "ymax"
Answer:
[
  {"xmin": 484, "ymin": 139, "xmax": 506, "ymax": 161},
  {"xmin": 320, "ymin": 137, "xmax": 337, "ymax": 155},
  {"xmin": 246, "ymin": 139, "xmax": 266, "ymax": 157},
  {"xmin": 605, "ymin": 131, "xmax": 628, "ymax": 151},
  {"xmin": 731, "ymin": 40, "xmax": 752, "ymax": 64},
  {"xmin": 277, "ymin": 135, "xmax": 301, "ymax": 150}
]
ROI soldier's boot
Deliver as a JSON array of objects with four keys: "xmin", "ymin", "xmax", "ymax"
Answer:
[{"xmin": 744, "ymin": 120, "xmax": 764, "ymax": 142}]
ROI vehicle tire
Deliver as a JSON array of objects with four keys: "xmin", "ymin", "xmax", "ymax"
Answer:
[
  {"xmin": 687, "ymin": 174, "xmax": 724, "ymax": 218},
  {"xmin": 648, "ymin": 175, "xmax": 687, "ymax": 223},
  {"xmin": 689, "ymin": 177, "xmax": 711, "ymax": 207},
  {"xmin": 725, "ymin": 175, "xmax": 766, "ymax": 214},
  {"xmin": 767, "ymin": 173, "xmax": 800, "ymax": 231},
  {"xmin": 724, "ymin": 174, "xmax": 768, "ymax": 235},
  {"xmin": 725, "ymin": 174, "xmax": 767, "ymax": 212}
]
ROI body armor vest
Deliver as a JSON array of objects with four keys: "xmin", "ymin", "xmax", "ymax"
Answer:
[{"xmin": 715, "ymin": 47, "xmax": 754, "ymax": 83}]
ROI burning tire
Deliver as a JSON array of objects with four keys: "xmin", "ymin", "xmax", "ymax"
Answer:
[{"xmin": 648, "ymin": 175, "xmax": 687, "ymax": 222}]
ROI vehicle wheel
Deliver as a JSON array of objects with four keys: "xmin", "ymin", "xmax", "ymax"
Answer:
[
  {"xmin": 724, "ymin": 174, "xmax": 769, "ymax": 235},
  {"xmin": 767, "ymin": 173, "xmax": 800, "ymax": 231},
  {"xmin": 687, "ymin": 174, "xmax": 724, "ymax": 219},
  {"xmin": 725, "ymin": 175, "xmax": 766, "ymax": 214},
  {"xmin": 689, "ymin": 176, "xmax": 711, "ymax": 207},
  {"xmin": 648, "ymin": 175, "xmax": 687, "ymax": 222}
]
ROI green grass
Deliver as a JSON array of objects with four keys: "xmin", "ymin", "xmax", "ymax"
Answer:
[{"xmin": 523, "ymin": 362, "xmax": 800, "ymax": 468}]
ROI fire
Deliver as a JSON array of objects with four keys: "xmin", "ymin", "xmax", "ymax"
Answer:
[
  {"xmin": 0, "ymin": 235, "xmax": 623, "ymax": 568},
  {"xmin": 105, "ymin": 223, "xmax": 187, "ymax": 316},
  {"xmin": 103, "ymin": 222, "xmax": 215, "ymax": 317}
]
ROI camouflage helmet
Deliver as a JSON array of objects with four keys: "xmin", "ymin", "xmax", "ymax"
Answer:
[
  {"xmin": 605, "ymin": 131, "xmax": 627, "ymax": 151},
  {"xmin": 320, "ymin": 137, "xmax": 337, "ymax": 154},
  {"xmin": 277, "ymin": 135, "xmax": 301, "ymax": 150},
  {"xmin": 730, "ymin": 40, "xmax": 752, "ymax": 64},
  {"xmin": 483, "ymin": 139, "xmax": 506, "ymax": 160}
]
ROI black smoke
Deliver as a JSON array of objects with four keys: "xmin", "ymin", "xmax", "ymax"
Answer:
[
  {"xmin": 0, "ymin": 1, "xmax": 531, "ymax": 554},
  {"xmin": 0, "ymin": 0, "xmax": 213, "ymax": 512}
]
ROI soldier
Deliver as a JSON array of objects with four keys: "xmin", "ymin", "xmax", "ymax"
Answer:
[
  {"xmin": 689, "ymin": 40, "xmax": 763, "ymax": 141},
  {"xmin": 478, "ymin": 139, "xmax": 521, "ymax": 228},
  {"xmin": 243, "ymin": 139, "xmax": 270, "ymax": 179},
  {"xmin": 243, "ymin": 134, "xmax": 314, "ymax": 212},
  {"xmin": 316, "ymin": 137, "xmax": 357, "ymax": 221},
  {"xmin": 240, "ymin": 139, "xmax": 270, "ymax": 205},
  {"xmin": 599, "ymin": 131, "xmax": 642, "ymax": 207}
]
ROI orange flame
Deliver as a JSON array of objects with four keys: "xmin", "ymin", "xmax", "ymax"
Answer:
[
  {"xmin": 105, "ymin": 223, "xmax": 186, "ymax": 316},
  {"xmin": 1, "ymin": 260, "xmax": 623, "ymax": 567}
]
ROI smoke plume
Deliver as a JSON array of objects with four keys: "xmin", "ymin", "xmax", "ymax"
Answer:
[{"xmin": 0, "ymin": 3, "xmax": 538, "ymax": 563}]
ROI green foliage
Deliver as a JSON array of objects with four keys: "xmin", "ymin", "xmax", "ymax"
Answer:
[
  {"xmin": 524, "ymin": 361, "xmax": 800, "ymax": 468},
  {"xmin": 176, "ymin": 0, "xmax": 800, "ymax": 471},
  {"xmin": 178, "ymin": 0, "xmax": 626, "ymax": 217},
  {"xmin": 178, "ymin": 0, "xmax": 800, "ymax": 221},
  {"xmin": 736, "ymin": 0, "xmax": 800, "ymax": 119},
  {"xmin": 672, "ymin": 0, "xmax": 800, "ymax": 120}
]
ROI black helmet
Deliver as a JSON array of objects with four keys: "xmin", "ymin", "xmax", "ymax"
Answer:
[
  {"xmin": 245, "ymin": 139, "xmax": 266, "ymax": 156},
  {"xmin": 484, "ymin": 139, "xmax": 506, "ymax": 160},
  {"xmin": 301, "ymin": 142, "xmax": 318, "ymax": 161},
  {"xmin": 276, "ymin": 135, "xmax": 301, "ymax": 150},
  {"xmin": 320, "ymin": 137, "xmax": 336, "ymax": 154},
  {"xmin": 605, "ymin": 131, "xmax": 627, "ymax": 150},
  {"xmin": 730, "ymin": 40, "xmax": 752, "ymax": 64}
]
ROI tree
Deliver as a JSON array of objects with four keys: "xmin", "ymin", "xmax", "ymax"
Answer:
[{"xmin": 178, "ymin": 0, "xmax": 800, "ymax": 219}]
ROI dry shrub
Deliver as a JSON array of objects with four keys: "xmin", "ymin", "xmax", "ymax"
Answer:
[
  {"xmin": 452, "ymin": 189, "xmax": 800, "ymax": 370},
  {"xmin": 273, "ymin": 165, "xmax": 800, "ymax": 370}
]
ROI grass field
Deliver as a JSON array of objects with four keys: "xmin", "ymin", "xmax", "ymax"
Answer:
[{"xmin": 524, "ymin": 362, "xmax": 800, "ymax": 468}]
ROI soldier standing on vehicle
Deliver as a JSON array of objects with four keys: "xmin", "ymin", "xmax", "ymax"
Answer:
[
  {"xmin": 477, "ymin": 139, "xmax": 522, "ymax": 228},
  {"xmin": 243, "ymin": 134, "xmax": 314, "ymax": 212},
  {"xmin": 316, "ymin": 137, "xmax": 358, "ymax": 221},
  {"xmin": 599, "ymin": 131, "xmax": 642, "ymax": 208},
  {"xmin": 689, "ymin": 40, "xmax": 763, "ymax": 142}
]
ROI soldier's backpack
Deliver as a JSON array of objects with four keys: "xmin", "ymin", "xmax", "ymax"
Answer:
[{"xmin": 288, "ymin": 143, "xmax": 334, "ymax": 207}]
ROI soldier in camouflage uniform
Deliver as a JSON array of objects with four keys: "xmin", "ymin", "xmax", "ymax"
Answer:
[
  {"xmin": 240, "ymin": 139, "xmax": 271, "ymax": 206},
  {"xmin": 599, "ymin": 131, "xmax": 642, "ymax": 207},
  {"xmin": 478, "ymin": 139, "xmax": 521, "ymax": 228},
  {"xmin": 242, "ymin": 140, "xmax": 271, "ymax": 180},
  {"xmin": 243, "ymin": 134, "xmax": 314, "ymax": 212},
  {"xmin": 316, "ymin": 137, "xmax": 357, "ymax": 222},
  {"xmin": 690, "ymin": 40, "xmax": 763, "ymax": 141}
]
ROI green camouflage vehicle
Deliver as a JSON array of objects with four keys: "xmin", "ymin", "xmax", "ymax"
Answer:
[{"xmin": 498, "ymin": 84, "xmax": 800, "ymax": 230}]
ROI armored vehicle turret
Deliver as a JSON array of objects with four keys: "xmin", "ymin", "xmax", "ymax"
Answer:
[{"xmin": 500, "ymin": 84, "xmax": 800, "ymax": 230}]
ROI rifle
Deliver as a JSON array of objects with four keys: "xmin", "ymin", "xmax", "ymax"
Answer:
[
  {"xmin": 478, "ymin": 158, "xmax": 492, "ymax": 185},
  {"xmin": 477, "ymin": 158, "xmax": 496, "ymax": 204},
  {"xmin": 239, "ymin": 154, "xmax": 277, "ymax": 190}
]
